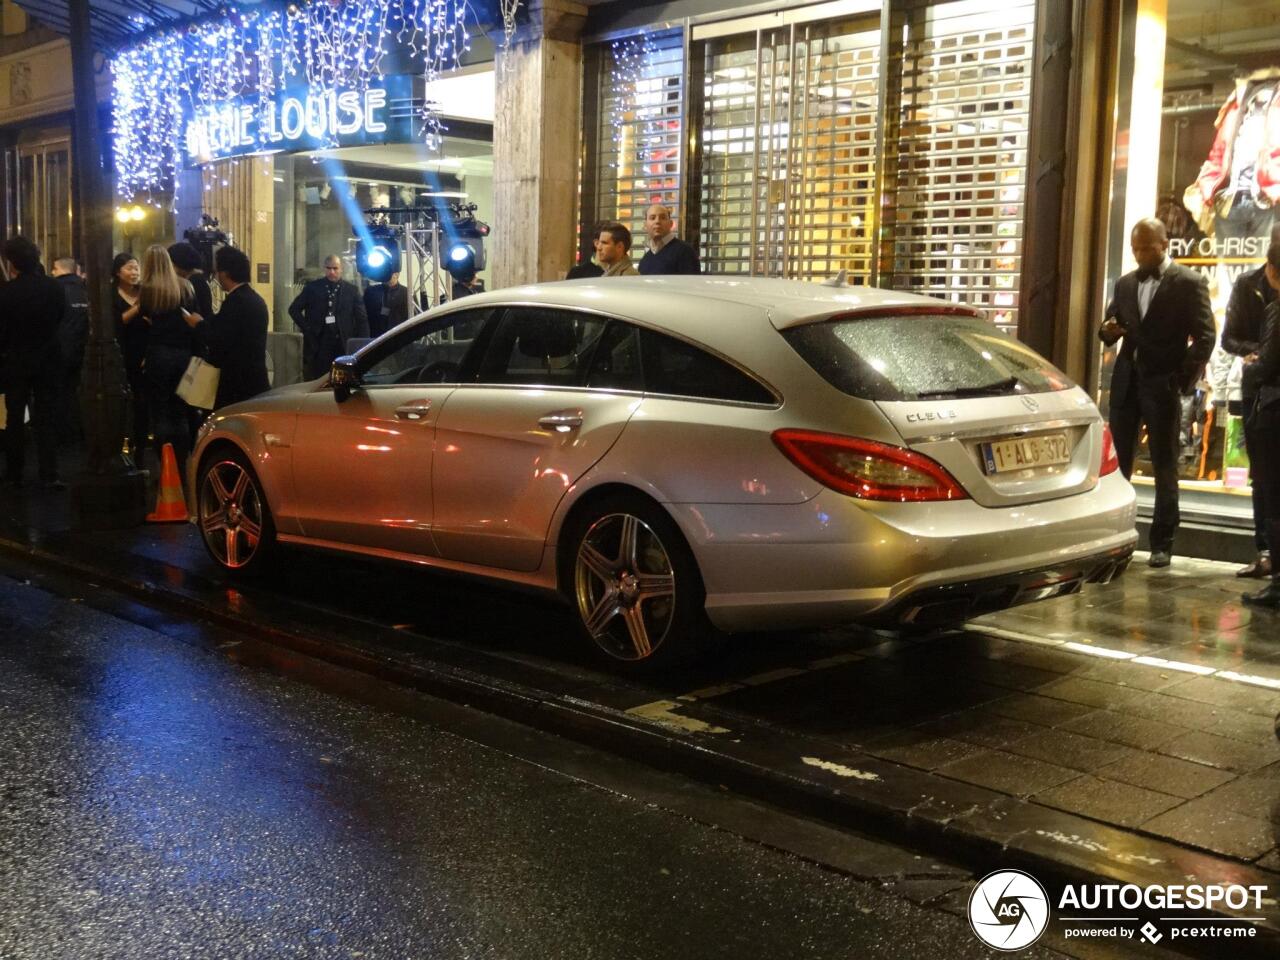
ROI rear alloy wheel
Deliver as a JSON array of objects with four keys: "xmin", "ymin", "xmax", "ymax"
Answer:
[
  {"xmin": 197, "ymin": 454, "xmax": 276, "ymax": 574},
  {"xmin": 571, "ymin": 498, "xmax": 709, "ymax": 666}
]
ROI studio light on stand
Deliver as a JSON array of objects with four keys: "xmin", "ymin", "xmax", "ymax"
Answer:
[
  {"xmin": 447, "ymin": 242, "xmax": 476, "ymax": 274},
  {"xmin": 356, "ymin": 226, "xmax": 401, "ymax": 282},
  {"xmin": 358, "ymin": 200, "xmax": 491, "ymax": 311}
]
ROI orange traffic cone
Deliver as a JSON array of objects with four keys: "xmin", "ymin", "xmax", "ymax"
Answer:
[{"xmin": 147, "ymin": 443, "xmax": 189, "ymax": 523}]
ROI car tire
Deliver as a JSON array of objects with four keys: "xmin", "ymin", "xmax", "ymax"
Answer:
[
  {"xmin": 196, "ymin": 449, "xmax": 277, "ymax": 576},
  {"xmin": 564, "ymin": 494, "xmax": 713, "ymax": 669}
]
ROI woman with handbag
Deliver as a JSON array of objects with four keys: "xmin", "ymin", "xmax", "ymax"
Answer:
[
  {"xmin": 137, "ymin": 245, "xmax": 196, "ymax": 476},
  {"xmin": 1243, "ymin": 239, "xmax": 1280, "ymax": 609}
]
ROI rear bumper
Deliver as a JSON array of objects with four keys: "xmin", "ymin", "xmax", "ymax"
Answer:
[
  {"xmin": 670, "ymin": 472, "xmax": 1138, "ymax": 632},
  {"xmin": 864, "ymin": 544, "xmax": 1134, "ymax": 628}
]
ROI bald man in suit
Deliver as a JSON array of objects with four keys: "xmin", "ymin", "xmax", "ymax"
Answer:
[{"xmin": 1099, "ymin": 217, "xmax": 1215, "ymax": 568}]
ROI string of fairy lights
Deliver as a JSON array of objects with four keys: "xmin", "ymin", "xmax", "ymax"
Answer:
[{"xmin": 110, "ymin": 0, "xmax": 481, "ymax": 207}]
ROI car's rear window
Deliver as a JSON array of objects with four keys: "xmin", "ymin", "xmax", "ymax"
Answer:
[{"xmin": 781, "ymin": 313, "xmax": 1073, "ymax": 402}]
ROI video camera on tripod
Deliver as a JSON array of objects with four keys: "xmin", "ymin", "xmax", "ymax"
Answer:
[{"xmin": 182, "ymin": 214, "xmax": 230, "ymax": 274}]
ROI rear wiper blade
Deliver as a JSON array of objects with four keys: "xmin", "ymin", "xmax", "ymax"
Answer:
[{"xmin": 915, "ymin": 376, "xmax": 1022, "ymax": 399}]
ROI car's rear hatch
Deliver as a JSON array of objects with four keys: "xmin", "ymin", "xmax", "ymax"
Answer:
[
  {"xmin": 875, "ymin": 391, "xmax": 1101, "ymax": 507},
  {"xmin": 779, "ymin": 307, "xmax": 1104, "ymax": 507}
]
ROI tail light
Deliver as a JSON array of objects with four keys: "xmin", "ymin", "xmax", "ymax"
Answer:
[
  {"xmin": 772, "ymin": 429, "xmax": 968, "ymax": 502},
  {"xmin": 1100, "ymin": 424, "xmax": 1119, "ymax": 476}
]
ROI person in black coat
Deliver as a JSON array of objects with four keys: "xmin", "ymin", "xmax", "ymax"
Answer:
[
  {"xmin": 111, "ymin": 252, "xmax": 150, "ymax": 458},
  {"xmin": 288, "ymin": 254, "xmax": 368, "ymax": 379},
  {"xmin": 565, "ymin": 260, "xmax": 604, "ymax": 280},
  {"xmin": 637, "ymin": 204, "xmax": 700, "ymax": 275},
  {"xmin": 566, "ymin": 225, "xmax": 605, "ymax": 279},
  {"xmin": 184, "ymin": 246, "xmax": 270, "ymax": 410},
  {"xmin": 1221, "ymin": 231, "xmax": 1280, "ymax": 578},
  {"xmin": 138, "ymin": 244, "xmax": 197, "ymax": 475},
  {"xmin": 0, "ymin": 236, "xmax": 66, "ymax": 489},
  {"xmin": 1241, "ymin": 240, "xmax": 1280, "ymax": 608},
  {"xmin": 168, "ymin": 241, "xmax": 215, "ymax": 323},
  {"xmin": 51, "ymin": 257, "xmax": 89, "ymax": 444},
  {"xmin": 1099, "ymin": 217, "xmax": 1216, "ymax": 568},
  {"xmin": 363, "ymin": 271, "xmax": 410, "ymax": 338}
]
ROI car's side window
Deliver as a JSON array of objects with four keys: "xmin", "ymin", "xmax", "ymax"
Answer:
[
  {"xmin": 638, "ymin": 328, "xmax": 775, "ymax": 404},
  {"xmin": 474, "ymin": 307, "xmax": 607, "ymax": 388},
  {"xmin": 584, "ymin": 321, "xmax": 644, "ymax": 392},
  {"xmin": 361, "ymin": 309, "xmax": 494, "ymax": 386}
]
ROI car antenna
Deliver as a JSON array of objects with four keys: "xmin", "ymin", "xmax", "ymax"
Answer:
[{"xmin": 820, "ymin": 270, "xmax": 847, "ymax": 288}]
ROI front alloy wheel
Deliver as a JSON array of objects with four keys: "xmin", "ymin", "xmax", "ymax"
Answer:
[
  {"xmin": 198, "ymin": 458, "xmax": 270, "ymax": 571},
  {"xmin": 574, "ymin": 512, "xmax": 679, "ymax": 661}
]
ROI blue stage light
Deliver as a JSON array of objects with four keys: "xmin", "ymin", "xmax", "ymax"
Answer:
[
  {"xmin": 447, "ymin": 243, "xmax": 477, "ymax": 278},
  {"xmin": 356, "ymin": 234, "xmax": 400, "ymax": 282}
]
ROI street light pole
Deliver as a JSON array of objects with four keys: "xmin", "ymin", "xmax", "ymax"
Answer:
[{"xmin": 68, "ymin": 0, "xmax": 147, "ymax": 527}]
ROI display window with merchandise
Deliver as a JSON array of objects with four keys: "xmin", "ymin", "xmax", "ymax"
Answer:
[{"xmin": 1097, "ymin": 0, "xmax": 1280, "ymax": 545}]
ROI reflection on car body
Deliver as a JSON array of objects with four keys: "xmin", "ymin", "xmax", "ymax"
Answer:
[{"xmin": 189, "ymin": 276, "xmax": 1138, "ymax": 669}]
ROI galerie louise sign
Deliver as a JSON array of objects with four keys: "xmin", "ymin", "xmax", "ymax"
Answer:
[{"xmin": 184, "ymin": 76, "xmax": 416, "ymax": 165}]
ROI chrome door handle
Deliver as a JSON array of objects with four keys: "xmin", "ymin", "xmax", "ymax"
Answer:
[
  {"xmin": 538, "ymin": 412, "xmax": 584, "ymax": 431},
  {"xmin": 395, "ymin": 400, "xmax": 433, "ymax": 421}
]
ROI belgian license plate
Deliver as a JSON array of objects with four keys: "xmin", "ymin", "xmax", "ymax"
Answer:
[{"xmin": 981, "ymin": 432, "xmax": 1071, "ymax": 474}]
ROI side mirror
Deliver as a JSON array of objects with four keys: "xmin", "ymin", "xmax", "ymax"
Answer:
[{"xmin": 331, "ymin": 355, "xmax": 362, "ymax": 403}]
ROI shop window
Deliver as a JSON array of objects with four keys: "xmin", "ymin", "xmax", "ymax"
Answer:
[
  {"xmin": 11, "ymin": 133, "xmax": 72, "ymax": 264},
  {"xmin": 1098, "ymin": 0, "xmax": 1280, "ymax": 514},
  {"xmin": 588, "ymin": 30, "xmax": 685, "ymax": 253},
  {"xmin": 580, "ymin": 2, "xmax": 1036, "ymax": 330},
  {"xmin": 696, "ymin": 17, "xmax": 882, "ymax": 281},
  {"xmin": 885, "ymin": 1, "xmax": 1035, "ymax": 337}
]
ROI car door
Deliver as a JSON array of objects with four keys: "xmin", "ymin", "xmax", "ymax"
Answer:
[
  {"xmin": 290, "ymin": 307, "xmax": 495, "ymax": 554},
  {"xmin": 430, "ymin": 308, "xmax": 642, "ymax": 571}
]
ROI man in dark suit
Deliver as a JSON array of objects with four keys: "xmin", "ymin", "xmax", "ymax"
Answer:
[
  {"xmin": 363, "ymin": 271, "xmax": 410, "ymax": 339},
  {"xmin": 51, "ymin": 257, "xmax": 89, "ymax": 444},
  {"xmin": 637, "ymin": 204, "xmax": 700, "ymax": 275},
  {"xmin": 0, "ymin": 236, "xmax": 67, "ymax": 489},
  {"xmin": 288, "ymin": 254, "xmax": 368, "ymax": 379},
  {"xmin": 1100, "ymin": 217, "xmax": 1215, "ymax": 568},
  {"xmin": 184, "ymin": 246, "xmax": 270, "ymax": 410}
]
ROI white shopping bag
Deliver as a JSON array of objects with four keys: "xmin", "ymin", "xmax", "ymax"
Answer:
[{"xmin": 175, "ymin": 356, "xmax": 221, "ymax": 410}]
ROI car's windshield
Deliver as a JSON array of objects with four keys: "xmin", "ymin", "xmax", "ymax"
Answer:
[{"xmin": 782, "ymin": 313, "xmax": 1073, "ymax": 402}]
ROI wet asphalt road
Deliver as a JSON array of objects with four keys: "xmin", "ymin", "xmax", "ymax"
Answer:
[{"xmin": 0, "ymin": 567, "xmax": 1089, "ymax": 960}]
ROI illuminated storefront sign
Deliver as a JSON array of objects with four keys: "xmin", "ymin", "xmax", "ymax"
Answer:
[
  {"xmin": 184, "ymin": 75, "xmax": 417, "ymax": 165},
  {"xmin": 1170, "ymin": 235, "xmax": 1268, "ymax": 288}
]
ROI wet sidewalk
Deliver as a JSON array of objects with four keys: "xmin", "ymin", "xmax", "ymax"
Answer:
[
  {"xmin": 972, "ymin": 557, "xmax": 1280, "ymax": 866},
  {"xmin": 2, "ymin": 476, "xmax": 1279, "ymax": 951}
]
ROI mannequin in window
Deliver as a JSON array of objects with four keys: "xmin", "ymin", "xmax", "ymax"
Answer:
[{"xmin": 1184, "ymin": 68, "xmax": 1280, "ymax": 240}]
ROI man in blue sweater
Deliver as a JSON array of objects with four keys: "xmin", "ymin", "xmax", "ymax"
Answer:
[{"xmin": 637, "ymin": 204, "xmax": 700, "ymax": 275}]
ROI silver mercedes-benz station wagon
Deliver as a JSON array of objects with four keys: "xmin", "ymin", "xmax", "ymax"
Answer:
[{"xmin": 190, "ymin": 276, "xmax": 1137, "ymax": 666}]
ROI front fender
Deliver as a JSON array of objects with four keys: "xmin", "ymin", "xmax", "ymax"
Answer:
[{"xmin": 189, "ymin": 411, "xmax": 300, "ymax": 535}]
